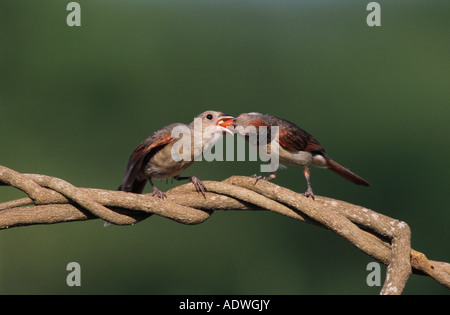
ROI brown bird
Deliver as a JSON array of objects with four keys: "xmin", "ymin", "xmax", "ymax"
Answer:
[
  {"xmin": 119, "ymin": 110, "xmax": 234, "ymax": 199},
  {"xmin": 233, "ymin": 112, "xmax": 370, "ymax": 199}
]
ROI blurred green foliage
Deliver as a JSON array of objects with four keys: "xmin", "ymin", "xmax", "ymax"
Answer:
[{"xmin": 0, "ymin": 0, "xmax": 449, "ymax": 294}]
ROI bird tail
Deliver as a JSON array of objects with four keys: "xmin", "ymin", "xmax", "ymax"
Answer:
[
  {"xmin": 117, "ymin": 179, "xmax": 147, "ymax": 194},
  {"xmin": 323, "ymin": 155, "xmax": 370, "ymax": 186}
]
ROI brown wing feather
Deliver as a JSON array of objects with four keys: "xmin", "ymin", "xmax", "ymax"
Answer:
[
  {"xmin": 118, "ymin": 128, "xmax": 174, "ymax": 193},
  {"xmin": 278, "ymin": 126, "xmax": 324, "ymax": 153}
]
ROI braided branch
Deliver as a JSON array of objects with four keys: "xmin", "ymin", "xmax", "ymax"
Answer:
[{"xmin": 0, "ymin": 165, "xmax": 449, "ymax": 294}]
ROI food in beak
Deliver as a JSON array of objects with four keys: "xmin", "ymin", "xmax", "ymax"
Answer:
[
  {"xmin": 216, "ymin": 115, "xmax": 235, "ymax": 135},
  {"xmin": 217, "ymin": 115, "xmax": 234, "ymax": 127}
]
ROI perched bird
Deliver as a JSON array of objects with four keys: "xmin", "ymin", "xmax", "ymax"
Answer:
[
  {"xmin": 233, "ymin": 112, "xmax": 370, "ymax": 199},
  {"xmin": 118, "ymin": 110, "xmax": 234, "ymax": 199}
]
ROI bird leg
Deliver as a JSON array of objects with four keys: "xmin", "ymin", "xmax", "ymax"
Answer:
[
  {"xmin": 149, "ymin": 178, "xmax": 167, "ymax": 199},
  {"xmin": 302, "ymin": 166, "xmax": 315, "ymax": 200},
  {"xmin": 174, "ymin": 175, "xmax": 206, "ymax": 198},
  {"xmin": 251, "ymin": 172, "xmax": 277, "ymax": 184}
]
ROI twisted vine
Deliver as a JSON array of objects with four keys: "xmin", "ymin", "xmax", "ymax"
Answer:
[{"xmin": 0, "ymin": 165, "xmax": 449, "ymax": 294}]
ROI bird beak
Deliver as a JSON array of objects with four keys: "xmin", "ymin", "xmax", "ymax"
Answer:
[
  {"xmin": 216, "ymin": 114, "xmax": 234, "ymax": 128},
  {"xmin": 216, "ymin": 114, "xmax": 234, "ymax": 135}
]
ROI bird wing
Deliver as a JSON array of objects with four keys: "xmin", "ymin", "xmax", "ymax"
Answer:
[
  {"xmin": 278, "ymin": 125, "xmax": 324, "ymax": 153},
  {"xmin": 118, "ymin": 127, "xmax": 175, "ymax": 193}
]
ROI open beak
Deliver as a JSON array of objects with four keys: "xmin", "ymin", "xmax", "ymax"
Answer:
[
  {"xmin": 216, "ymin": 114, "xmax": 234, "ymax": 135},
  {"xmin": 217, "ymin": 114, "xmax": 234, "ymax": 127}
]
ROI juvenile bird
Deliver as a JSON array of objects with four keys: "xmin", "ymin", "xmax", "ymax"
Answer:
[
  {"xmin": 119, "ymin": 110, "xmax": 234, "ymax": 199},
  {"xmin": 233, "ymin": 112, "xmax": 370, "ymax": 199}
]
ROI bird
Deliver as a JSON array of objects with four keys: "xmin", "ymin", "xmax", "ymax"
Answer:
[
  {"xmin": 118, "ymin": 110, "xmax": 234, "ymax": 199},
  {"xmin": 233, "ymin": 112, "xmax": 370, "ymax": 199}
]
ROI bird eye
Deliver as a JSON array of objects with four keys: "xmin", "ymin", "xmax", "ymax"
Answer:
[{"xmin": 206, "ymin": 114, "xmax": 213, "ymax": 120}]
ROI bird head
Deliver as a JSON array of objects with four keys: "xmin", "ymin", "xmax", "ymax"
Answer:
[
  {"xmin": 233, "ymin": 112, "xmax": 272, "ymax": 142},
  {"xmin": 233, "ymin": 112, "xmax": 267, "ymax": 129},
  {"xmin": 192, "ymin": 111, "xmax": 234, "ymax": 136}
]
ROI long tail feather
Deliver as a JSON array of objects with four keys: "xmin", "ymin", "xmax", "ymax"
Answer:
[
  {"xmin": 117, "ymin": 179, "xmax": 147, "ymax": 194},
  {"xmin": 323, "ymin": 155, "xmax": 370, "ymax": 186}
]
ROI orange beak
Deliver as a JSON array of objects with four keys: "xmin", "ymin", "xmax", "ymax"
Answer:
[{"xmin": 217, "ymin": 114, "xmax": 234, "ymax": 128}]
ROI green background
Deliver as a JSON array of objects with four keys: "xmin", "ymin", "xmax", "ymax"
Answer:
[{"xmin": 1, "ymin": 0, "xmax": 449, "ymax": 294}]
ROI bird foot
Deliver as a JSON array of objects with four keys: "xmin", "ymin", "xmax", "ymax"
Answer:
[
  {"xmin": 251, "ymin": 173, "xmax": 276, "ymax": 185},
  {"xmin": 251, "ymin": 174, "xmax": 264, "ymax": 184},
  {"xmin": 302, "ymin": 188, "xmax": 315, "ymax": 200},
  {"xmin": 190, "ymin": 176, "xmax": 206, "ymax": 198},
  {"xmin": 151, "ymin": 186, "xmax": 167, "ymax": 199}
]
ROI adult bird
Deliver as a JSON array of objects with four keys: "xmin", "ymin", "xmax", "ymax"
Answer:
[
  {"xmin": 118, "ymin": 110, "xmax": 234, "ymax": 199},
  {"xmin": 233, "ymin": 112, "xmax": 370, "ymax": 199}
]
